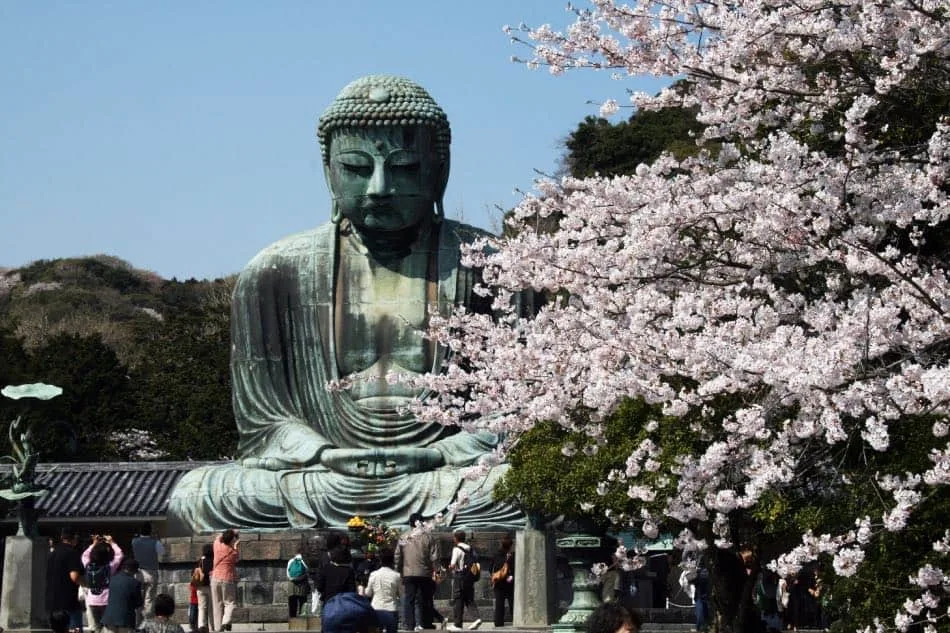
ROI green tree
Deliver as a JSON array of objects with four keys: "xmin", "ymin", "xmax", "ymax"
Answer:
[
  {"xmin": 22, "ymin": 332, "xmax": 133, "ymax": 461},
  {"xmin": 128, "ymin": 278, "xmax": 236, "ymax": 460},
  {"xmin": 564, "ymin": 106, "xmax": 704, "ymax": 179},
  {"xmin": 494, "ymin": 399, "xmax": 665, "ymax": 529},
  {"xmin": 0, "ymin": 326, "xmax": 29, "ymax": 456}
]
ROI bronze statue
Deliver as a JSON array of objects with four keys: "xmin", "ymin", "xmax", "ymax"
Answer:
[{"xmin": 167, "ymin": 76, "xmax": 523, "ymax": 533}]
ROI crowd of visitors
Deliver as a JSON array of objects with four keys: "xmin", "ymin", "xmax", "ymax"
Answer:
[
  {"xmin": 44, "ymin": 523, "xmax": 193, "ymax": 633},
  {"xmin": 43, "ymin": 519, "xmax": 830, "ymax": 633},
  {"xmin": 42, "ymin": 512, "xmax": 519, "ymax": 633},
  {"xmin": 281, "ymin": 517, "xmax": 518, "ymax": 633},
  {"xmin": 43, "ymin": 523, "xmax": 243, "ymax": 633}
]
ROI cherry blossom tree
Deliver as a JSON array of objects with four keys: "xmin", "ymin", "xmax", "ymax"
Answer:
[{"xmin": 410, "ymin": 1, "xmax": 950, "ymax": 630}]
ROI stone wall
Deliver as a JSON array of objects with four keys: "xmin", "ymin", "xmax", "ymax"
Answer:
[{"xmin": 159, "ymin": 530, "xmax": 515, "ymax": 624}]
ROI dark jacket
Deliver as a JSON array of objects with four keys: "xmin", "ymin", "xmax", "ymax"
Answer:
[
  {"xmin": 46, "ymin": 542, "xmax": 84, "ymax": 612},
  {"xmin": 322, "ymin": 592, "xmax": 378, "ymax": 633},
  {"xmin": 355, "ymin": 556, "xmax": 381, "ymax": 587},
  {"xmin": 317, "ymin": 563, "xmax": 357, "ymax": 603},
  {"xmin": 101, "ymin": 571, "xmax": 143, "ymax": 627}
]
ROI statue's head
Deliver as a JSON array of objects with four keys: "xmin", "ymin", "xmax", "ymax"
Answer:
[{"xmin": 318, "ymin": 75, "xmax": 451, "ymax": 233}]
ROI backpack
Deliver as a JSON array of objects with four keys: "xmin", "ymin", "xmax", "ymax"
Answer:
[
  {"xmin": 321, "ymin": 592, "xmax": 377, "ymax": 633},
  {"xmin": 288, "ymin": 556, "xmax": 307, "ymax": 581},
  {"xmin": 457, "ymin": 546, "xmax": 481, "ymax": 582},
  {"xmin": 85, "ymin": 561, "xmax": 110, "ymax": 595}
]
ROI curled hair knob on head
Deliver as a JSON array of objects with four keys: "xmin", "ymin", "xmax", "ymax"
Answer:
[{"xmin": 317, "ymin": 74, "xmax": 451, "ymax": 168}]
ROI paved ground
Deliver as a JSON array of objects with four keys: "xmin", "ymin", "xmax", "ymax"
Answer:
[{"xmin": 226, "ymin": 625, "xmax": 698, "ymax": 633}]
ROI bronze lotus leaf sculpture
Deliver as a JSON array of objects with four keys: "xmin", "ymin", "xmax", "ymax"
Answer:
[{"xmin": 1, "ymin": 383, "xmax": 62, "ymax": 535}]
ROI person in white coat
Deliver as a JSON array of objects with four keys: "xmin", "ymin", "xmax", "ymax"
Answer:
[{"xmin": 364, "ymin": 549, "xmax": 402, "ymax": 633}]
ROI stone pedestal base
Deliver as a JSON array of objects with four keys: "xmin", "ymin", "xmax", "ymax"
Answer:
[
  {"xmin": 0, "ymin": 535, "xmax": 48, "ymax": 630},
  {"xmin": 513, "ymin": 527, "xmax": 557, "ymax": 627}
]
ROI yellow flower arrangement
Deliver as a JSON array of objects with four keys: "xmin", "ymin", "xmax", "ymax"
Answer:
[{"xmin": 347, "ymin": 515, "xmax": 401, "ymax": 552}]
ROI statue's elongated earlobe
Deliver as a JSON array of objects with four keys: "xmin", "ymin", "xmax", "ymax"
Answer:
[
  {"xmin": 331, "ymin": 199, "xmax": 342, "ymax": 224},
  {"xmin": 434, "ymin": 200, "xmax": 444, "ymax": 224}
]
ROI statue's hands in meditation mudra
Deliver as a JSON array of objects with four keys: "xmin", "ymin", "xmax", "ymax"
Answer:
[{"xmin": 168, "ymin": 76, "xmax": 524, "ymax": 533}]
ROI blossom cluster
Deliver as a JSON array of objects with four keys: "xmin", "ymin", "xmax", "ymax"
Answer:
[
  {"xmin": 409, "ymin": 1, "xmax": 950, "ymax": 630},
  {"xmin": 110, "ymin": 428, "xmax": 168, "ymax": 461}
]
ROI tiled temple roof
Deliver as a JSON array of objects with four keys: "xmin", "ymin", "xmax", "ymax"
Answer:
[{"xmin": 0, "ymin": 461, "xmax": 219, "ymax": 521}]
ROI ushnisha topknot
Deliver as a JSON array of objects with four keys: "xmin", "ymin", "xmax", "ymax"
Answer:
[{"xmin": 317, "ymin": 75, "xmax": 451, "ymax": 166}]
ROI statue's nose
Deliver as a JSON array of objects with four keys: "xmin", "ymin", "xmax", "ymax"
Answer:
[{"xmin": 366, "ymin": 163, "xmax": 391, "ymax": 198}]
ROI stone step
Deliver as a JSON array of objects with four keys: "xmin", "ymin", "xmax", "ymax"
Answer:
[
  {"xmin": 247, "ymin": 622, "xmax": 827, "ymax": 633},
  {"xmin": 221, "ymin": 627, "xmax": 826, "ymax": 633}
]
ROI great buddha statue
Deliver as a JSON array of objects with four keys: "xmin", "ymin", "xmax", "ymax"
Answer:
[{"xmin": 167, "ymin": 75, "xmax": 524, "ymax": 534}]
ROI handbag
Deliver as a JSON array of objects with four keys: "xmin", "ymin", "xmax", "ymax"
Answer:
[{"xmin": 490, "ymin": 561, "xmax": 509, "ymax": 586}]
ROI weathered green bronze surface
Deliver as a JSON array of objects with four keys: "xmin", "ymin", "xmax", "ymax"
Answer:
[
  {"xmin": 552, "ymin": 534, "xmax": 606, "ymax": 632},
  {"xmin": 1, "ymin": 383, "xmax": 62, "ymax": 536},
  {"xmin": 167, "ymin": 76, "xmax": 523, "ymax": 533}
]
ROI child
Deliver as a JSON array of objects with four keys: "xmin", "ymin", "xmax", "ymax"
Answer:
[
  {"xmin": 140, "ymin": 593, "xmax": 185, "ymax": 633},
  {"xmin": 188, "ymin": 583, "xmax": 199, "ymax": 631}
]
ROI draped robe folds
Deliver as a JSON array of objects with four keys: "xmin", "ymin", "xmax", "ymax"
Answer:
[{"xmin": 167, "ymin": 219, "xmax": 523, "ymax": 533}]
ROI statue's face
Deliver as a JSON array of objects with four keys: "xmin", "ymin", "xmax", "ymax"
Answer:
[{"xmin": 328, "ymin": 127, "xmax": 443, "ymax": 233}]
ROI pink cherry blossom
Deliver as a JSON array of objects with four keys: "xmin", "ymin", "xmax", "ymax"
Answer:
[{"xmin": 404, "ymin": 1, "xmax": 950, "ymax": 628}]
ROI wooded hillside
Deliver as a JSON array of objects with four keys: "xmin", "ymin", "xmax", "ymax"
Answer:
[{"xmin": 0, "ymin": 255, "xmax": 237, "ymax": 462}]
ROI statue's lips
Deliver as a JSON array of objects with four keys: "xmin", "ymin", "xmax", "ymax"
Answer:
[
  {"xmin": 354, "ymin": 202, "xmax": 427, "ymax": 232},
  {"xmin": 361, "ymin": 205, "xmax": 394, "ymax": 214},
  {"xmin": 358, "ymin": 194, "xmax": 426, "ymax": 212}
]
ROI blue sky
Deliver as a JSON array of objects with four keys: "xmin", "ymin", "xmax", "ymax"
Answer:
[{"xmin": 0, "ymin": 2, "xmax": 665, "ymax": 280}]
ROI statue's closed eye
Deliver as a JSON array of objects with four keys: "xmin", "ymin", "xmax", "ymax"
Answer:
[
  {"xmin": 336, "ymin": 151, "xmax": 373, "ymax": 175},
  {"xmin": 341, "ymin": 163, "xmax": 372, "ymax": 177},
  {"xmin": 388, "ymin": 150, "xmax": 420, "ymax": 170}
]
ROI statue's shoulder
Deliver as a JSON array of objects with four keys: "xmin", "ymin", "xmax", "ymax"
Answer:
[
  {"xmin": 441, "ymin": 219, "xmax": 496, "ymax": 246},
  {"xmin": 242, "ymin": 224, "xmax": 336, "ymax": 273}
]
